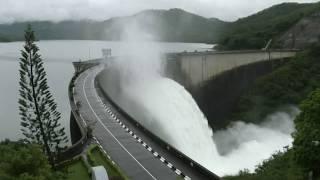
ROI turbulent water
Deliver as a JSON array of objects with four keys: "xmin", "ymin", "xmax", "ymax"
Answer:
[
  {"xmin": 99, "ymin": 39, "xmax": 299, "ymax": 175},
  {"xmin": 100, "ymin": 65, "xmax": 219, "ymax": 157}
]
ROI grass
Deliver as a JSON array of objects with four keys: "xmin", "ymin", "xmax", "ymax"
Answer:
[
  {"xmin": 62, "ymin": 157, "xmax": 91, "ymax": 180},
  {"xmin": 58, "ymin": 144, "xmax": 128, "ymax": 180},
  {"xmin": 87, "ymin": 145, "xmax": 129, "ymax": 180}
]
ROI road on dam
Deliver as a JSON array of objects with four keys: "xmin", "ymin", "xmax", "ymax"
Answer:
[{"xmin": 73, "ymin": 64, "xmax": 217, "ymax": 180}]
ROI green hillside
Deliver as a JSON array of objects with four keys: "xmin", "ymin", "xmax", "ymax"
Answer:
[
  {"xmin": 107, "ymin": 8, "xmax": 227, "ymax": 42},
  {"xmin": 0, "ymin": 20, "xmax": 105, "ymax": 41},
  {"xmin": 217, "ymin": 2, "xmax": 320, "ymax": 50}
]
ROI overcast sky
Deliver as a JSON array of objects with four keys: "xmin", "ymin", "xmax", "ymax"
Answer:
[{"xmin": 0, "ymin": 0, "xmax": 319, "ymax": 24}]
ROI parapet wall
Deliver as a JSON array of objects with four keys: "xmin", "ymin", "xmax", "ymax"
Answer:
[
  {"xmin": 58, "ymin": 62, "xmax": 93, "ymax": 162},
  {"xmin": 166, "ymin": 50, "xmax": 297, "ymax": 89}
]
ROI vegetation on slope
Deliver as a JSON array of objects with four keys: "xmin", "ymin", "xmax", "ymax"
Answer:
[
  {"xmin": 223, "ymin": 148, "xmax": 305, "ymax": 180},
  {"xmin": 217, "ymin": 2, "xmax": 320, "ymax": 50},
  {"xmin": 125, "ymin": 8, "xmax": 227, "ymax": 42},
  {"xmin": 0, "ymin": 20, "xmax": 104, "ymax": 41},
  {"xmin": 87, "ymin": 145, "xmax": 128, "ymax": 180},
  {"xmin": 223, "ymin": 88, "xmax": 320, "ymax": 180},
  {"xmin": 221, "ymin": 43, "xmax": 320, "ymax": 180},
  {"xmin": 293, "ymin": 89, "xmax": 320, "ymax": 178},
  {"xmin": 61, "ymin": 157, "xmax": 90, "ymax": 180},
  {"xmin": 0, "ymin": 140, "xmax": 65, "ymax": 180},
  {"xmin": 231, "ymin": 44, "xmax": 320, "ymax": 124}
]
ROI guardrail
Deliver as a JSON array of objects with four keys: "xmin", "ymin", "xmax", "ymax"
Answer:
[
  {"xmin": 95, "ymin": 72, "xmax": 220, "ymax": 180},
  {"xmin": 166, "ymin": 49, "xmax": 300, "ymax": 57},
  {"xmin": 56, "ymin": 66, "xmax": 89, "ymax": 162}
]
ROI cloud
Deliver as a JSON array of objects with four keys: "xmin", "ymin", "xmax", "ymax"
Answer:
[{"xmin": 0, "ymin": 0, "xmax": 318, "ymax": 23}]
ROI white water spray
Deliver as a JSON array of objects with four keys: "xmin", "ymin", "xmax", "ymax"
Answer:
[
  {"xmin": 99, "ymin": 39, "xmax": 219, "ymax": 166},
  {"xmin": 99, "ymin": 21, "xmax": 298, "ymax": 176}
]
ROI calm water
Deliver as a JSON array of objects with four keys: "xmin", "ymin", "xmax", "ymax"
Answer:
[{"xmin": 0, "ymin": 40, "xmax": 213, "ymax": 141}]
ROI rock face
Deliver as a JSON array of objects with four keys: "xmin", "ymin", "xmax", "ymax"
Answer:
[{"xmin": 278, "ymin": 12, "xmax": 320, "ymax": 49}]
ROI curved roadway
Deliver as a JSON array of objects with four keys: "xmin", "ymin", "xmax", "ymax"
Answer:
[{"xmin": 73, "ymin": 64, "xmax": 218, "ymax": 180}]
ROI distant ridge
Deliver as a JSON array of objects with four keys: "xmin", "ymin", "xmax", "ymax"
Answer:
[
  {"xmin": 0, "ymin": 8, "xmax": 227, "ymax": 43},
  {"xmin": 1, "ymin": 2, "xmax": 320, "ymax": 49}
]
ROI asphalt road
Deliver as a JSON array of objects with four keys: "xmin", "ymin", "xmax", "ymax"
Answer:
[{"xmin": 73, "ymin": 64, "xmax": 218, "ymax": 180}]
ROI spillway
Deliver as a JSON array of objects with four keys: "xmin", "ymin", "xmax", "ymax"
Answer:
[
  {"xmin": 97, "ymin": 46, "xmax": 297, "ymax": 176},
  {"xmin": 98, "ymin": 54, "xmax": 219, "ymax": 167}
]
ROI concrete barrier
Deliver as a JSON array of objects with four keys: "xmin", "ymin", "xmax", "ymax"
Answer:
[{"xmin": 57, "ymin": 65, "xmax": 90, "ymax": 162}]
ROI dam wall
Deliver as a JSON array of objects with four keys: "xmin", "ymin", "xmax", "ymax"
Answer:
[
  {"xmin": 165, "ymin": 50, "xmax": 297, "ymax": 129},
  {"xmin": 166, "ymin": 50, "xmax": 297, "ymax": 89},
  {"xmin": 192, "ymin": 59, "xmax": 289, "ymax": 129}
]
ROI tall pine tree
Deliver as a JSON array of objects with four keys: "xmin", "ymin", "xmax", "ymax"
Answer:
[{"xmin": 18, "ymin": 25, "xmax": 68, "ymax": 168}]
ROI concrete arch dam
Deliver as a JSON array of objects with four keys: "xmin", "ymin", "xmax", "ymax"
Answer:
[
  {"xmin": 165, "ymin": 50, "xmax": 298, "ymax": 128},
  {"xmin": 69, "ymin": 49, "xmax": 297, "ymax": 180},
  {"xmin": 166, "ymin": 50, "xmax": 297, "ymax": 88}
]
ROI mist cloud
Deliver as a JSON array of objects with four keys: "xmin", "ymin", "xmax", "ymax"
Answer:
[
  {"xmin": 210, "ymin": 106, "xmax": 299, "ymax": 175},
  {"xmin": 1, "ymin": 0, "xmax": 318, "ymax": 24}
]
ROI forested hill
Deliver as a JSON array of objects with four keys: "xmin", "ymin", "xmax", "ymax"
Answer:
[
  {"xmin": 217, "ymin": 2, "xmax": 320, "ymax": 50},
  {"xmin": 1, "ymin": 2, "xmax": 320, "ymax": 47},
  {"xmin": 0, "ymin": 8, "xmax": 227, "ymax": 43}
]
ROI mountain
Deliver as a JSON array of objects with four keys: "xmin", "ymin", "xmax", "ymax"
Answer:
[
  {"xmin": 0, "ymin": 8, "xmax": 228, "ymax": 43},
  {"xmin": 0, "ymin": 20, "xmax": 107, "ymax": 41},
  {"xmin": 277, "ymin": 12, "xmax": 320, "ymax": 49},
  {"xmin": 2, "ymin": 3, "xmax": 320, "ymax": 48},
  {"xmin": 217, "ymin": 2, "xmax": 320, "ymax": 50},
  {"xmin": 103, "ymin": 8, "xmax": 228, "ymax": 42}
]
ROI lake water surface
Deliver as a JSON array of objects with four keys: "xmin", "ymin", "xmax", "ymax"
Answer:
[{"xmin": 0, "ymin": 40, "xmax": 212, "ymax": 141}]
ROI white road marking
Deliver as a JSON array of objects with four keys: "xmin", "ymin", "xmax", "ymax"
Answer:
[
  {"xmin": 175, "ymin": 169, "xmax": 181, "ymax": 175},
  {"xmin": 82, "ymin": 71, "xmax": 157, "ymax": 180},
  {"xmin": 160, "ymin": 157, "xmax": 165, "ymax": 162},
  {"xmin": 79, "ymin": 66, "xmax": 191, "ymax": 180}
]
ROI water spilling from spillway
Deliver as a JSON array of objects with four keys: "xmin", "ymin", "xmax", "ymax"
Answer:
[{"xmin": 98, "ymin": 42, "xmax": 298, "ymax": 176}]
